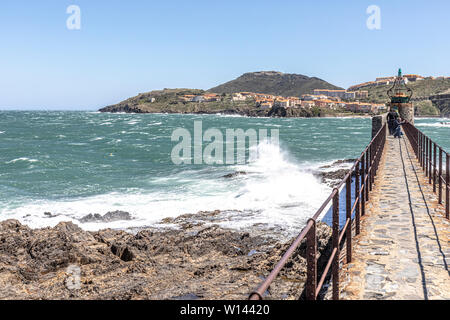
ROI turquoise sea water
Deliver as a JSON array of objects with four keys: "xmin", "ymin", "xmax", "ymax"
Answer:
[{"xmin": 0, "ymin": 112, "xmax": 448, "ymax": 236}]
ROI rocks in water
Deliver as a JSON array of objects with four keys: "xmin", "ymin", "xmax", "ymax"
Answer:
[
  {"xmin": 267, "ymin": 106, "xmax": 315, "ymax": 118},
  {"xmin": 315, "ymin": 159, "xmax": 358, "ymax": 188},
  {"xmin": 319, "ymin": 159, "xmax": 356, "ymax": 169},
  {"xmin": 316, "ymin": 169, "xmax": 351, "ymax": 187},
  {"xmin": 43, "ymin": 212, "xmax": 60, "ymax": 218},
  {"xmin": 79, "ymin": 211, "xmax": 132, "ymax": 223},
  {"xmin": 223, "ymin": 171, "xmax": 247, "ymax": 178}
]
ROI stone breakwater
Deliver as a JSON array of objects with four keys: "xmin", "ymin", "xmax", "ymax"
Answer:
[
  {"xmin": 340, "ymin": 135, "xmax": 450, "ymax": 300},
  {"xmin": 0, "ymin": 216, "xmax": 332, "ymax": 300}
]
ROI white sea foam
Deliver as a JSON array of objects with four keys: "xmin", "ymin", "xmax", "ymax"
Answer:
[
  {"xmin": 127, "ymin": 120, "xmax": 140, "ymax": 125},
  {"xmin": 68, "ymin": 142, "xmax": 87, "ymax": 146},
  {"xmin": 6, "ymin": 157, "xmax": 39, "ymax": 164},
  {"xmin": 416, "ymin": 122, "xmax": 450, "ymax": 128},
  {"xmin": 2, "ymin": 141, "xmax": 331, "ymax": 236},
  {"xmin": 214, "ymin": 113, "xmax": 246, "ymax": 118}
]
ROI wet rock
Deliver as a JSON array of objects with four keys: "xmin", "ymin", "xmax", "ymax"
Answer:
[
  {"xmin": 79, "ymin": 211, "xmax": 132, "ymax": 223},
  {"xmin": 319, "ymin": 159, "xmax": 356, "ymax": 169},
  {"xmin": 223, "ymin": 171, "xmax": 247, "ymax": 178},
  {"xmin": 316, "ymin": 169, "xmax": 350, "ymax": 187},
  {"xmin": 314, "ymin": 159, "xmax": 359, "ymax": 188},
  {"xmin": 43, "ymin": 212, "xmax": 60, "ymax": 218}
]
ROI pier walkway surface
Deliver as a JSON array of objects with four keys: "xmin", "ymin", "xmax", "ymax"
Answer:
[{"xmin": 341, "ymin": 135, "xmax": 450, "ymax": 300}]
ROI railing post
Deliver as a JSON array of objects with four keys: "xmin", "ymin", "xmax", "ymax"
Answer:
[
  {"xmin": 355, "ymin": 161, "xmax": 361, "ymax": 234},
  {"xmin": 416, "ymin": 128, "xmax": 419, "ymax": 156},
  {"xmin": 422, "ymin": 133, "xmax": 425, "ymax": 169},
  {"xmin": 332, "ymin": 189, "xmax": 340, "ymax": 300},
  {"xmin": 306, "ymin": 219, "xmax": 317, "ymax": 300},
  {"xmin": 439, "ymin": 148, "xmax": 443, "ymax": 204},
  {"xmin": 418, "ymin": 132, "xmax": 421, "ymax": 166},
  {"xmin": 419, "ymin": 133, "xmax": 423, "ymax": 168},
  {"xmin": 361, "ymin": 154, "xmax": 366, "ymax": 216},
  {"xmin": 414, "ymin": 126, "xmax": 418, "ymax": 156},
  {"xmin": 433, "ymin": 143, "xmax": 437, "ymax": 193},
  {"xmin": 426, "ymin": 137, "xmax": 429, "ymax": 176},
  {"xmin": 369, "ymin": 145, "xmax": 373, "ymax": 192},
  {"xmin": 371, "ymin": 143, "xmax": 375, "ymax": 184},
  {"xmin": 446, "ymin": 154, "xmax": 449, "ymax": 220},
  {"xmin": 423, "ymin": 134, "xmax": 426, "ymax": 169},
  {"xmin": 429, "ymin": 139, "xmax": 432, "ymax": 184},
  {"xmin": 422, "ymin": 136, "xmax": 427, "ymax": 172},
  {"xmin": 366, "ymin": 149, "xmax": 370, "ymax": 201},
  {"xmin": 374, "ymin": 136, "xmax": 379, "ymax": 177},
  {"xmin": 346, "ymin": 175, "xmax": 352, "ymax": 263}
]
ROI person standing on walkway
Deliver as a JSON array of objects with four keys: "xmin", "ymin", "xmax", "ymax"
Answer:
[
  {"xmin": 393, "ymin": 118, "xmax": 406, "ymax": 138},
  {"xmin": 387, "ymin": 110, "xmax": 399, "ymax": 135}
]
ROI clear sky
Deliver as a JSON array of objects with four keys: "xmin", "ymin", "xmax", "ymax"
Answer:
[{"xmin": 1, "ymin": 0, "xmax": 449, "ymax": 110}]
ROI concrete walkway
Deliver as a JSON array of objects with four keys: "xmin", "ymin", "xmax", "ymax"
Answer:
[{"xmin": 341, "ymin": 134, "xmax": 450, "ymax": 300}]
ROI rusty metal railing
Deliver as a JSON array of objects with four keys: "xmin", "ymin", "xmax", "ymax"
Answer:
[
  {"xmin": 249, "ymin": 123, "xmax": 387, "ymax": 300},
  {"xmin": 403, "ymin": 122, "xmax": 449, "ymax": 220}
]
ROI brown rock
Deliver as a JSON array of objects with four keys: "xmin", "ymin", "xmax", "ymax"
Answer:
[{"xmin": 0, "ymin": 218, "xmax": 332, "ymax": 300}]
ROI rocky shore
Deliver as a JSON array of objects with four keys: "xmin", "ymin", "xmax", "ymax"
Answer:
[
  {"xmin": 314, "ymin": 159, "xmax": 357, "ymax": 188},
  {"xmin": 0, "ymin": 159, "xmax": 355, "ymax": 300},
  {"xmin": 99, "ymin": 103, "xmax": 326, "ymax": 118},
  {"xmin": 99, "ymin": 104, "xmax": 368, "ymax": 118},
  {"xmin": 0, "ymin": 217, "xmax": 332, "ymax": 300}
]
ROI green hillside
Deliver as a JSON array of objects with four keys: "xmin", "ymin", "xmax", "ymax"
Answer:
[
  {"xmin": 355, "ymin": 78, "xmax": 450, "ymax": 103},
  {"xmin": 354, "ymin": 78, "xmax": 450, "ymax": 116}
]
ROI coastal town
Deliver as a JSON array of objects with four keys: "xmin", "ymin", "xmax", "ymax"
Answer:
[
  {"xmin": 348, "ymin": 73, "xmax": 450, "ymax": 90},
  {"xmin": 179, "ymin": 89, "xmax": 387, "ymax": 114},
  {"xmin": 173, "ymin": 73, "xmax": 450, "ymax": 115},
  {"xmin": 99, "ymin": 71, "xmax": 450, "ymax": 117}
]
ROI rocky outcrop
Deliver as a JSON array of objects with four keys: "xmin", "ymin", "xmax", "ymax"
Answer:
[
  {"xmin": 79, "ymin": 211, "xmax": 133, "ymax": 223},
  {"xmin": 222, "ymin": 171, "xmax": 247, "ymax": 178},
  {"xmin": 430, "ymin": 93, "xmax": 450, "ymax": 117},
  {"xmin": 0, "ymin": 217, "xmax": 332, "ymax": 300},
  {"xmin": 314, "ymin": 159, "xmax": 357, "ymax": 188},
  {"xmin": 268, "ymin": 106, "xmax": 315, "ymax": 117},
  {"xmin": 100, "ymin": 104, "xmax": 145, "ymax": 113}
]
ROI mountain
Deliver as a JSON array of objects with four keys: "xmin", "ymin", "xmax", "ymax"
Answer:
[
  {"xmin": 208, "ymin": 71, "xmax": 342, "ymax": 97},
  {"xmin": 99, "ymin": 71, "xmax": 344, "ymax": 116}
]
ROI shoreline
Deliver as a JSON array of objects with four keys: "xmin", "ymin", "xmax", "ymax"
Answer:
[
  {"xmin": 1, "ymin": 158, "xmax": 351, "ymax": 237},
  {"xmin": 98, "ymin": 107, "xmax": 376, "ymax": 119},
  {"xmin": 0, "ymin": 218, "xmax": 332, "ymax": 300},
  {"xmin": 0, "ymin": 158, "xmax": 355, "ymax": 300}
]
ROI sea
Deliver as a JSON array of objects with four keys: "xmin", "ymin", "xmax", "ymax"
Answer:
[{"xmin": 1, "ymin": 111, "xmax": 449, "ymax": 237}]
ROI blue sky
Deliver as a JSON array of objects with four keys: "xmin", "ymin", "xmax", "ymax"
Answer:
[{"xmin": 1, "ymin": 0, "xmax": 449, "ymax": 110}]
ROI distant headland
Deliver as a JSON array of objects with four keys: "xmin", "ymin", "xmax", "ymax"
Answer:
[{"xmin": 99, "ymin": 71, "xmax": 450, "ymax": 117}]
